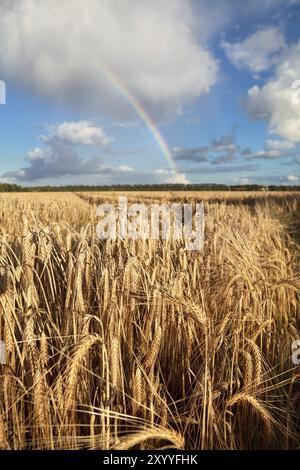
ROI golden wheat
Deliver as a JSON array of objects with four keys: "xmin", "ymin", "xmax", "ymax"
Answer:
[{"xmin": 0, "ymin": 190, "xmax": 299, "ymax": 450}]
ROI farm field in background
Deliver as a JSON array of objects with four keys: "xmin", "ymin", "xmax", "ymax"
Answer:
[{"xmin": 0, "ymin": 191, "xmax": 299, "ymax": 450}]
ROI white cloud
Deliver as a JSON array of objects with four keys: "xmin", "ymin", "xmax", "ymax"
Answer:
[
  {"xmin": 117, "ymin": 165, "xmax": 136, "ymax": 173},
  {"xmin": 172, "ymin": 146, "xmax": 183, "ymax": 153},
  {"xmin": 0, "ymin": 0, "xmax": 218, "ymax": 119},
  {"xmin": 245, "ymin": 41, "xmax": 300, "ymax": 142},
  {"xmin": 234, "ymin": 175, "xmax": 251, "ymax": 185},
  {"xmin": 51, "ymin": 121, "xmax": 111, "ymax": 146},
  {"xmin": 286, "ymin": 174, "xmax": 299, "ymax": 181},
  {"xmin": 252, "ymin": 149, "xmax": 282, "ymax": 158},
  {"xmin": 266, "ymin": 139, "xmax": 295, "ymax": 150},
  {"xmin": 154, "ymin": 168, "xmax": 189, "ymax": 184},
  {"xmin": 2, "ymin": 140, "xmax": 136, "ymax": 182},
  {"xmin": 221, "ymin": 27, "xmax": 285, "ymax": 73},
  {"xmin": 278, "ymin": 174, "xmax": 300, "ymax": 183},
  {"xmin": 154, "ymin": 169, "xmax": 170, "ymax": 176},
  {"xmin": 166, "ymin": 173, "xmax": 189, "ymax": 184},
  {"xmin": 26, "ymin": 147, "xmax": 46, "ymax": 161}
]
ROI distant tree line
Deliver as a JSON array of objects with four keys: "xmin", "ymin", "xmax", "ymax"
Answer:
[
  {"xmin": 0, "ymin": 183, "xmax": 23, "ymax": 192},
  {"xmin": 0, "ymin": 182, "xmax": 300, "ymax": 192}
]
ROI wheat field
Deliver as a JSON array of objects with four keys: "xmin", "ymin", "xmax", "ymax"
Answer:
[{"xmin": 0, "ymin": 191, "xmax": 299, "ymax": 450}]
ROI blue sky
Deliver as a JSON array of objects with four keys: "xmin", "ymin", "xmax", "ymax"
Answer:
[{"xmin": 0, "ymin": 0, "xmax": 299, "ymax": 186}]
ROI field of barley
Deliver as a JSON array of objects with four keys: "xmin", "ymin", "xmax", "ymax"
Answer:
[{"xmin": 0, "ymin": 191, "xmax": 299, "ymax": 450}]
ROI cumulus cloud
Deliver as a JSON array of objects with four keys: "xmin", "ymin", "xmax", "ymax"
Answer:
[
  {"xmin": 3, "ymin": 141, "xmax": 113, "ymax": 182},
  {"xmin": 154, "ymin": 169, "xmax": 189, "ymax": 184},
  {"xmin": 221, "ymin": 27, "xmax": 285, "ymax": 73},
  {"xmin": 2, "ymin": 147, "xmax": 136, "ymax": 182},
  {"xmin": 26, "ymin": 147, "xmax": 46, "ymax": 162},
  {"xmin": 244, "ymin": 41, "xmax": 300, "ymax": 142},
  {"xmin": 49, "ymin": 121, "xmax": 112, "ymax": 146},
  {"xmin": 0, "ymin": 0, "xmax": 218, "ymax": 119},
  {"xmin": 1, "ymin": 120, "xmax": 134, "ymax": 182}
]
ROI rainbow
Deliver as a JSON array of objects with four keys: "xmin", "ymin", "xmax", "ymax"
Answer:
[{"xmin": 100, "ymin": 65, "xmax": 184, "ymax": 180}]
